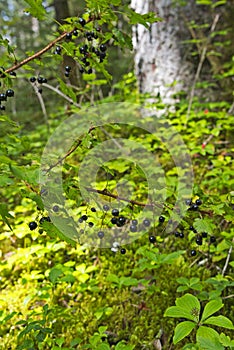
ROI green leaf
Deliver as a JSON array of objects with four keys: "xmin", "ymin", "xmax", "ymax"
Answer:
[
  {"xmin": 48, "ymin": 267, "xmax": 63, "ymax": 284},
  {"xmin": 96, "ymin": 344, "xmax": 110, "ymax": 350},
  {"xmin": 203, "ymin": 315, "xmax": 234, "ymax": 329},
  {"xmin": 196, "ymin": 326, "xmax": 224, "ymax": 350},
  {"xmin": 201, "ymin": 299, "xmax": 223, "ymax": 322},
  {"xmin": 173, "ymin": 321, "xmax": 196, "ymax": 344},
  {"xmin": 24, "ymin": 0, "xmax": 46, "ymax": 20},
  {"xmin": 219, "ymin": 333, "xmax": 234, "ymax": 347},
  {"xmin": 193, "ymin": 218, "xmax": 216, "ymax": 234},
  {"xmin": 164, "ymin": 293, "xmax": 200, "ymax": 323}
]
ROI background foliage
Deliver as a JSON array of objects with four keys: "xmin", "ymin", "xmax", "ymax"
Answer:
[{"xmin": 0, "ymin": 0, "xmax": 233, "ymax": 349}]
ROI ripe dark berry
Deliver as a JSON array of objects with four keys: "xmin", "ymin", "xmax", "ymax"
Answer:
[
  {"xmin": 185, "ymin": 199, "xmax": 192, "ymax": 206},
  {"xmin": 6, "ymin": 89, "xmax": 14, "ymax": 97},
  {"xmin": 191, "ymin": 249, "xmax": 197, "ymax": 256},
  {"xmin": 29, "ymin": 221, "xmax": 37, "ymax": 230},
  {"xmin": 189, "ymin": 226, "xmax": 197, "ymax": 233},
  {"xmin": 195, "ymin": 199, "xmax": 202, "ymax": 206},
  {"xmin": 159, "ymin": 216, "xmax": 165, "ymax": 223},
  {"xmin": 79, "ymin": 67, "xmax": 85, "ymax": 73},
  {"xmin": 112, "ymin": 208, "xmax": 119, "ymax": 216},
  {"xmin": 78, "ymin": 17, "xmax": 86, "ymax": 26},
  {"xmin": 65, "ymin": 72, "xmax": 70, "ymax": 77},
  {"xmin": 30, "ymin": 77, "xmax": 36, "ymax": 83},
  {"xmin": 65, "ymin": 66, "xmax": 71, "ymax": 72},
  {"xmin": 98, "ymin": 231, "xmax": 104, "ymax": 239},
  {"xmin": 99, "ymin": 52, "xmax": 106, "ymax": 60},
  {"xmin": 10, "ymin": 71, "xmax": 16, "ymax": 76},
  {"xmin": 117, "ymin": 216, "xmax": 126, "ymax": 226},
  {"xmin": 88, "ymin": 222, "xmax": 94, "ymax": 227},
  {"xmin": 66, "ymin": 32, "xmax": 72, "ymax": 40},
  {"xmin": 38, "ymin": 229, "xmax": 44, "ymax": 234},
  {"xmin": 130, "ymin": 225, "xmax": 137, "ymax": 232},
  {"xmin": 149, "ymin": 235, "xmax": 156, "ymax": 243},
  {"xmin": 196, "ymin": 236, "xmax": 203, "ymax": 245},
  {"xmin": 210, "ymin": 236, "xmax": 216, "ymax": 243},
  {"xmin": 87, "ymin": 68, "xmax": 93, "ymax": 74},
  {"xmin": 73, "ymin": 29, "xmax": 78, "ymax": 36},
  {"xmin": 174, "ymin": 231, "xmax": 180, "ymax": 237},
  {"xmin": 38, "ymin": 88, "xmax": 42, "ymax": 94},
  {"xmin": 120, "ymin": 248, "xmax": 126, "ymax": 254},
  {"xmin": 91, "ymin": 207, "xmax": 96, "ymax": 212},
  {"xmin": 37, "ymin": 76, "xmax": 44, "ymax": 84},
  {"xmin": 143, "ymin": 219, "xmax": 151, "ymax": 227},
  {"xmin": 53, "ymin": 205, "xmax": 59, "ymax": 212},
  {"xmin": 42, "ymin": 78, "xmax": 47, "ymax": 83},
  {"xmin": 103, "ymin": 204, "xmax": 110, "ymax": 211},
  {"xmin": 0, "ymin": 93, "xmax": 7, "ymax": 101},
  {"xmin": 78, "ymin": 218, "xmax": 83, "ymax": 223},
  {"xmin": 81, "ymin": 215, "xmax": 88, "ymax": 221},
  {"xmin": 132, "ymin": 219, "xmax": 138, "ymax": 225},
  {"xmin": 111, "ymin": 217, "xmax": 118, "ymax": 224},
  {"xmin": 179, "ymin": 232, "xmax": 184, "ymax": 238},
  {"xmin": 55, "ymin": 46, "xmax": 62, "ymax": 54},
  {"xmin": 0, "ymin": 105, "xmax": 5, "ymax": 110},
  {"xmin": 100, "ymin": 44, "xmax": 107, "ymax": 52},
  {"xmin": 39, "ymin": 216, "xmax": 51, "ymax": 224},
  {"xmin": 189, "ymin": 204, "xmax": 199, "ymax": 211},
  {"xmin": 202, "ymin": 232, "xmax": 208, "ymax": 238}
]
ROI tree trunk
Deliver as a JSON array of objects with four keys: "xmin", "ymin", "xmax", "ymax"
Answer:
[{"xmin": 131, "ymin": 0, "xmax": 194, "ymax": 105}]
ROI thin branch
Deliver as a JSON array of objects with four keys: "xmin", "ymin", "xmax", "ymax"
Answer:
[
  {"xmin": 222, "ymin": 243, "xmax": 233, "ymax": 276},
  {"xmin": 31, "ymin": 82, "xmax": 49, "ymax": 132},
  {"xmin": 186, "ymin": 14, "xmax": 220, "ymax": 121},
  {"xmin": 42, "ymin": 83, "xmax": 81, "ymax": 108},
  {"xmin": 84, "ymin": 186, "xmax": 162, "ymax": 209}
]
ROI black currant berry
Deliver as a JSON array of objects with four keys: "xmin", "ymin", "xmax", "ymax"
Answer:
[
  {"xmin": 81, "ymin": 215, "xmax": 88, "ymax": 221},
  {"xmin": 88, "ymin": 222, "xmax": 94, "ymax": 227},
  {"xmin": 0, "ymin": 105, "xmax": 5, "ymax": 110},
  {"xmin": 42, "ymin": 78, "xmax": 47, "ymax": 83},
  {"xmin": 132, "ymin": 219, "xmax": 138, "ymax": 225},
  {"xmin": 143, "ymin": 219, "xmax": 151, "ymax": 227},
  {"xmin": 189, "ymin": 204, "xmax": 199, "ymax": 211},
  {"xmin": 179, "ymin": 232, "xmax": 184, "ymax": 238},
  {"xmin": 202, "ymin": 232, "xmax": 208, "ymax": 238},
  {"xmin": 196, "ymin": 236, "xmax": 203, "ymax": 245},
  {"xmin": 100, "ymin": 44, "xmax": 107, "ymax": 52},
  {"xmin": 65, "ymin": 66, "xmax": 71, "ymax": 72},
  {"xmin": 79, "ymin": 67, "xmax": 85, "ymax": 73},
  {"xmin": 195, "ymin": 199, "xmax": 202, "ymax": 206},
  {"xmin": 10, "ymin": 71, "xmax": 16, "ymax": 76},
  {"xmin": 73, "ymin": 29, "xmax": 78, "ymax": 36},
  {"xmin": 130, "ymin": 225, "xmax": 137, "ymax": 232},
  {"xmin": 112, "ymin": 208, "xmax": 119, "ymax": 216},
  {"xmin": 38, "ymin": 229, "xmax": 44, "ymax": 234},
  {"xmin": 39, "ymin": 216, "xmax": 51, "ymax": 224},
  {"xmin": 37, "ymin": 76, "xmax": 44, "ymax": 84},
  {"xmin": 53, "ymin": 205, "xmax": 59, "ymax": 212},
  {"xmin": 29, "ymin": 221, "xmax": 37, "ymax": 230},
  {"xmin": 55, "ymin": 46, "xmax": 62, "ymax": 54},
  {"xmin": 120, "ymin": 248, "xmax": 126, "ymax": 254},
  {"xmin": 174, "ymin": 231, "xmax": 180, "ymax": 237},
  {"xmin": 66, "ymin": 32, "xmax": 72, "ymax": 40},
  {"xmin": 210, "ymin": 236, "xmax": 216, "ymax": 243},
  {"xmin": 103, "ymin": 205, "xmax": 110, "ymax": 211},
  {"xmin": 111, "ymin": 217, "xmax": 118, "ymax": 224},
  {"xmin": 65, "ymin": 72, "xmax": 70, "ymax": 77},
  {"xmin": 149, "ymin": 235, "xmax": 156, "ymax": 243},
  {"xmin": 6, "ymin": 89, "xmax": 14, "ymax": 97},
  {"xmin": 78, "ymin": 17, "xmax": 86, "ymax": 26},
  {"xmin": 91, "ymin": 207, "xmax": 96, "ymax": 212},
  {"xmin": 30, "ymin": 77, "xmax": 36, "ymax": 83},
  {"xmin": 185, "ymin": 199, "xmax": 192, "ymax": 206},
  {"xmin": 0, "ymin": 93, "xmax": 7, "ymax": 101},
  {"xmin": 87, "ymin": 68, "xmax": 93, "ymax": 74},
  {"xmin": 159, "ymin": 216, "xmax": 165, "ymax": 223},
  {"xmin": 191, "ymin": 249, "xmax": 197, "ymax": 256},
  {"xmin": 98, "ymin": 231, "xmax": 104, "ymax": 239},
  {"xmin": 117, "ymin": 216, "xmax": 126, "ymax": 227},
  {"xmin": 38, "ymin": 88, "xmax": 42, "ymax": 94}
]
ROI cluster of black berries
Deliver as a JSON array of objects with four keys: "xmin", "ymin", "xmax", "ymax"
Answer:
[
  {"xmin": 64, "ymin": 65, "xmax": 71, "ymax": 77},
  {"xmin": 28, "ymin": 216, "xmax": 51, "ymax": 234},
  {"xmin": 172, "ymin": 198, "xmax": 217, "ymax": 257},
  {"xmin": 186, "ymin": 198, "xmax": 202, "ymax": 211},
  {"xmin": 29, "ymin": 76, "xmax": 47, "ymax": 94},
  {"xmin": 0, "ymin": 88, "xmax": 15, "ymax": 111}
]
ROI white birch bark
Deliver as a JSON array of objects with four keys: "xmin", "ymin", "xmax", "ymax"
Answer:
[{"xmin": 131, "ymin": 0, "xmax": 193, "ymax": 106}]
